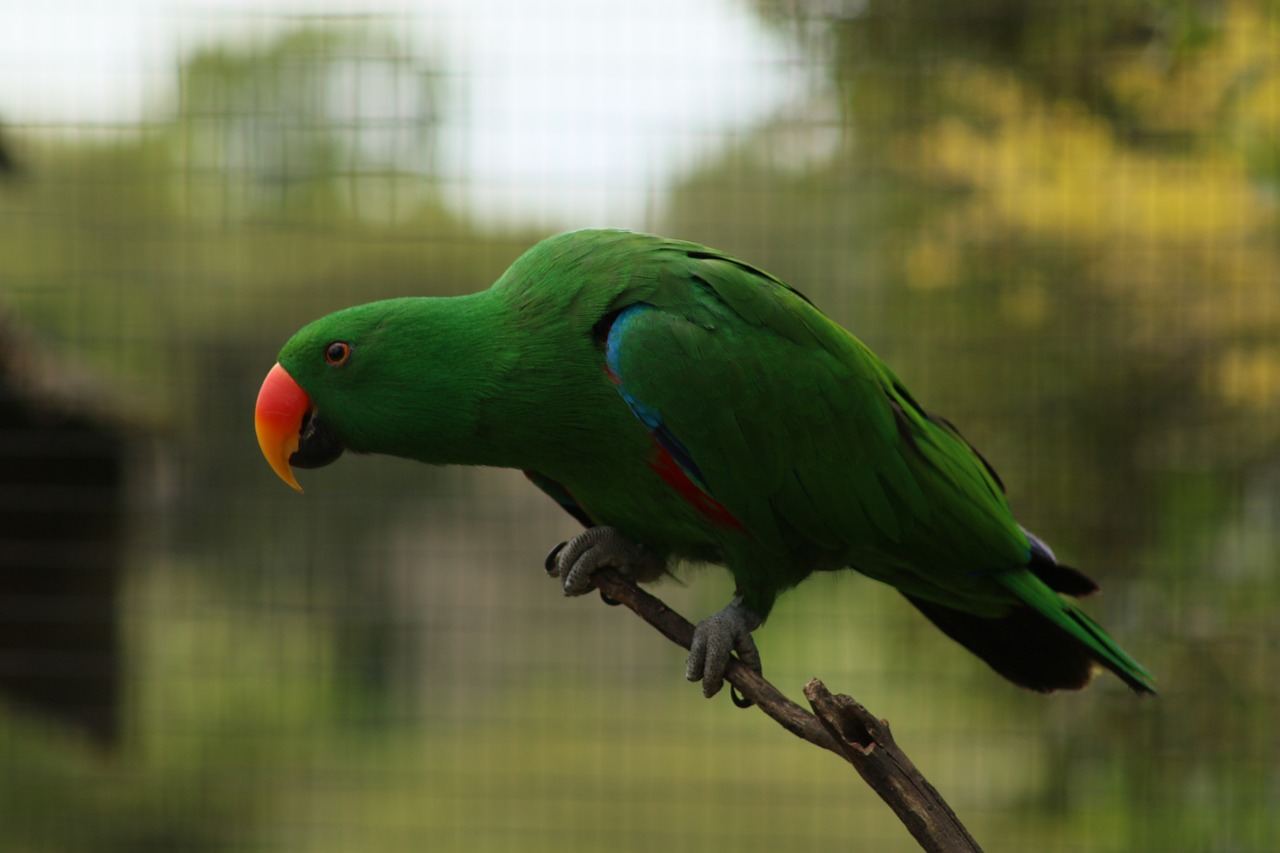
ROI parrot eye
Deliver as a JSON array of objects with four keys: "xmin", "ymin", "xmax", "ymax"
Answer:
[{"xmin": 324, "ymin": 341, "xmax": 351, "ymax": 366}]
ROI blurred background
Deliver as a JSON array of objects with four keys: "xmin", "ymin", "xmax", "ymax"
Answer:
[{"xmin": 0, "ymin": 0, "xmax": 1277, "ymax": 850}]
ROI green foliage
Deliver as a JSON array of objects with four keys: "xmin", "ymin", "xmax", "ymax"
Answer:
[
  {"xmin": 176, "ymin": 25, "xmax": 441, "ymax": 224},
  {"xmin": 2, "ymin": 6, "xmax": 1278, "ymax": 851},
  {"xmin": 668, "ymin": 1, "xmax": 1280, "ymax": 848}
]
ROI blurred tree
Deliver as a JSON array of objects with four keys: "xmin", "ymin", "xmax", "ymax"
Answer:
[
  {"xmin": 176, "ymin": 25, "xmax": 441, "ymax": 223},
  {"xmin": 0, "ymin": 4, "xmax": 1274, "ymax": 850},
  {"xmin": 0, "ymin": 126, "xmax": 17, "ymax": 177},
  {"xmin": 0, "ymin": 20, "xmax": 523, "ymax": 413},
  {"xmin": 0, "ymin": 19, "xmax": 531, "ymax": 744},
  {"xmin": 664, "ymin": 1, "xmax": 1280, "ymax": 848},
  {"xmin": 673, "ymin": 0, "xmax": 1280, "ymax": 556}
]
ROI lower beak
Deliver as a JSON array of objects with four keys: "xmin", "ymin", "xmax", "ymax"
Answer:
[{"xmin": 255, "ymin": 362, "xmax": 309, "ymax": 491}]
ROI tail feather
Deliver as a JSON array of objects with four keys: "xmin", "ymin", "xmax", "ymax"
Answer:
[
  {"xmin": 1022, "ymin": 526, "xmax": 1099, "ymax": 597},
  {"xmin": 903, "ymin": 569, "xmax": 1156, "ymax": 695},
  {"xmin": 905, "ymin": 594, "xmax": 1098, "ymax": 692},
  {"xmin": 997, "ymin": 570, "xmax": 1155, "ymax": 693}
]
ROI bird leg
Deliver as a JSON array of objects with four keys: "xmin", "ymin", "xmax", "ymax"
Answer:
[
  {"xmin": 546, "ymin": 527, "xmax": 762, "ymax": 702},
  {"xmin": 545, "ymin": 526, "xmax": 667, "ymax": 597},
  {"xmin": 686, "ymin": 595, "xmax": 763, "ymax": 700}
]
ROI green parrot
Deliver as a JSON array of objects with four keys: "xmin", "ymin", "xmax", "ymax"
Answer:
[{"xmin": 255, "ymin": 229, "xmax": 1155, "ymax": 698}]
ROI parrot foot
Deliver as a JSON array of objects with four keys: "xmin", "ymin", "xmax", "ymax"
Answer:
[
  {"xmin": 545, "ymin": 526, "xmax": 666, "ymax": 598},
  {"xmin": 686, "ymin": 596, "xmax": 762, "ymax": 701}
]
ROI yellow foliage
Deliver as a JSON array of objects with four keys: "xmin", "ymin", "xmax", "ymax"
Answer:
[
  {"xmin": 891, "ymin": 2, "xmax": 1280, "ymax": 416},
  {"xmin": 922, "ymin": 66, "xmax": 1265, "ymax": 243},
  {"xmin": 903, "ymin": 240, "xmax": 959, "ymax": 290},
  {"xmin": 1215, "ymin": 345, "xmax": 1280, "ymax": 410},
  {"xmin": 1000, "ymin": 278, "xmax": 1050, "ymax": 328}
]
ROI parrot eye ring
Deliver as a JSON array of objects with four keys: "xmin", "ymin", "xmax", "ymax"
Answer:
[{"xmin": 324, "ymin": 341, "xmax": 352, "ymax": 367}]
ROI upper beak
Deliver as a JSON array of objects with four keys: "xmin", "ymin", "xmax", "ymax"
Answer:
[{"xmin": 255, "ymin": 362, "xmax": 309, "ymax": 491}]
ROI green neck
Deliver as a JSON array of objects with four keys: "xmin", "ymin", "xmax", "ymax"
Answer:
[{"xmin": 296, "ymin": 288, "xmax": 610, "ymax": 474}]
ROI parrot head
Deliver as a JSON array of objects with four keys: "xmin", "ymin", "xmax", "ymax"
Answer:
[
  {"xmin": 254, "ymin": 311, "xmax": 376, "ymax": 492},
  {"xmin": 254, "ymin": 300, "xmax": 419, "ymax": 491},
  {"xmin": 254, "ymin": 295, "xmax": 508, "ymax": 491}
]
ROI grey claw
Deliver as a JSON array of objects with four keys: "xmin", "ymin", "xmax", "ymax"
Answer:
[
  {"xmin": 547, "ymin": 526, "xmax": 666, "ymax": 597},
  {"xmin": 544, "ymin": 542, "xmax": 567, "ymax": 575},
  {"xmin": 562, "ymin": 555, "xmax": 598, "ymax": 596},
  {"xmin": 685, "ymin": 596, "xmax": 763, "ymax": 698}
]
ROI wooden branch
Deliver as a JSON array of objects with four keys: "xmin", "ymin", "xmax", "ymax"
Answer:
[
  {"xmin": 589, "ymin": 567, "xmax": 984, "ymax": 853},
  {"xmin": 804, "ymin": 680, "xmax": 985, "ymax": 853}
]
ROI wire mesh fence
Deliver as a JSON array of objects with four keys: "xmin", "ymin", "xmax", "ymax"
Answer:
[{"xmin": 1, "ymin": 2, "xmax": 1278, "ymax": 851}]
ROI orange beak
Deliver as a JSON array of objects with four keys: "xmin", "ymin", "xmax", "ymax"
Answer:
[{"xmin": 254, "ymin": 362, "xmax": 309, "ymax": 492}]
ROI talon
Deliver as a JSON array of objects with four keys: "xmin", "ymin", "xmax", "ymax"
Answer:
[
  {"xmin": 599, "ymin": 590, "xmax": 622, "ymax": 606},
  {"xmin": 686, "ymin": 633, "xmax": 707, "ymax": 684},
  {"xmin": 730, "ymin": 686, "xmax": 753, "ymax": 709},
  {"xmin": 562, "ymin": 559, "xmax": 596, "ymax": 596},
  {"xmin": 685, "ymin": 596, "xmax": 763, "ymax": 699},
  {"xmin": 544, "ymin": 526, "xmax": 666, "ymax": 598},
  {"xmin": 545, "ymin": 542, "xmax": 567, "ymax": 575}
]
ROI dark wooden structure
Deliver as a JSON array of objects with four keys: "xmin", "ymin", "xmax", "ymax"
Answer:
[{"xmin": 0, "ymin": 318, "xmax": 126, "ymax": 744}]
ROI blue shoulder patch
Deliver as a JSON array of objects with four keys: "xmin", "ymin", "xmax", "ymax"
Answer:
[{"xmin": 605, "ymin": 304, "xmax": 709, "ymax": 489}]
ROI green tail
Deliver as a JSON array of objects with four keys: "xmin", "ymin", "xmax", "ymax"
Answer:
[
  {"xmin": 996, "ymin": 570, "xmax": 1156, "ymax": 693},
  {"xmin": 903, "ymin": 569, "xmax": 1155, "ymax": 694}
]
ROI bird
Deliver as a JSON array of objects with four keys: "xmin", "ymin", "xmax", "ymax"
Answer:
[{"xmin": 255, "ymin": 228, "xmax": 1155, "ymax": 699}]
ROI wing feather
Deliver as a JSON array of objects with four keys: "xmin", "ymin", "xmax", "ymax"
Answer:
[{"xmin": 604, "ymin": 244, "xmax": 1029, "ymax": 589}]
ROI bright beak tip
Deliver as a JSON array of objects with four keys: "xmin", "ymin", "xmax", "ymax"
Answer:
[{"xmin": 255, "ymin": 362, "xmax": 309, "ymax": 492}]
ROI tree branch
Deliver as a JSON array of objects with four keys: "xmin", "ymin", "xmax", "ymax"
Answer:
[{"xmin": 589, "ymin": 567, "xmax": 984, "ymax": 853}]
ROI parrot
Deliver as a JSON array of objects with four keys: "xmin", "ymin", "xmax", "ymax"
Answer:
[{"xmin": 254, "ymin": 229, "xmax": 1155, "ymax": 699}]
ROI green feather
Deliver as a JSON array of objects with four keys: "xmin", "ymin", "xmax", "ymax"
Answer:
[
  {"xmin": 995, "ymin": 571, "xmax": 1156, "ymax": 693},
  {"xmin": 272, "ymin": 228, "xmax": 1156, "ymax": 695}
]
